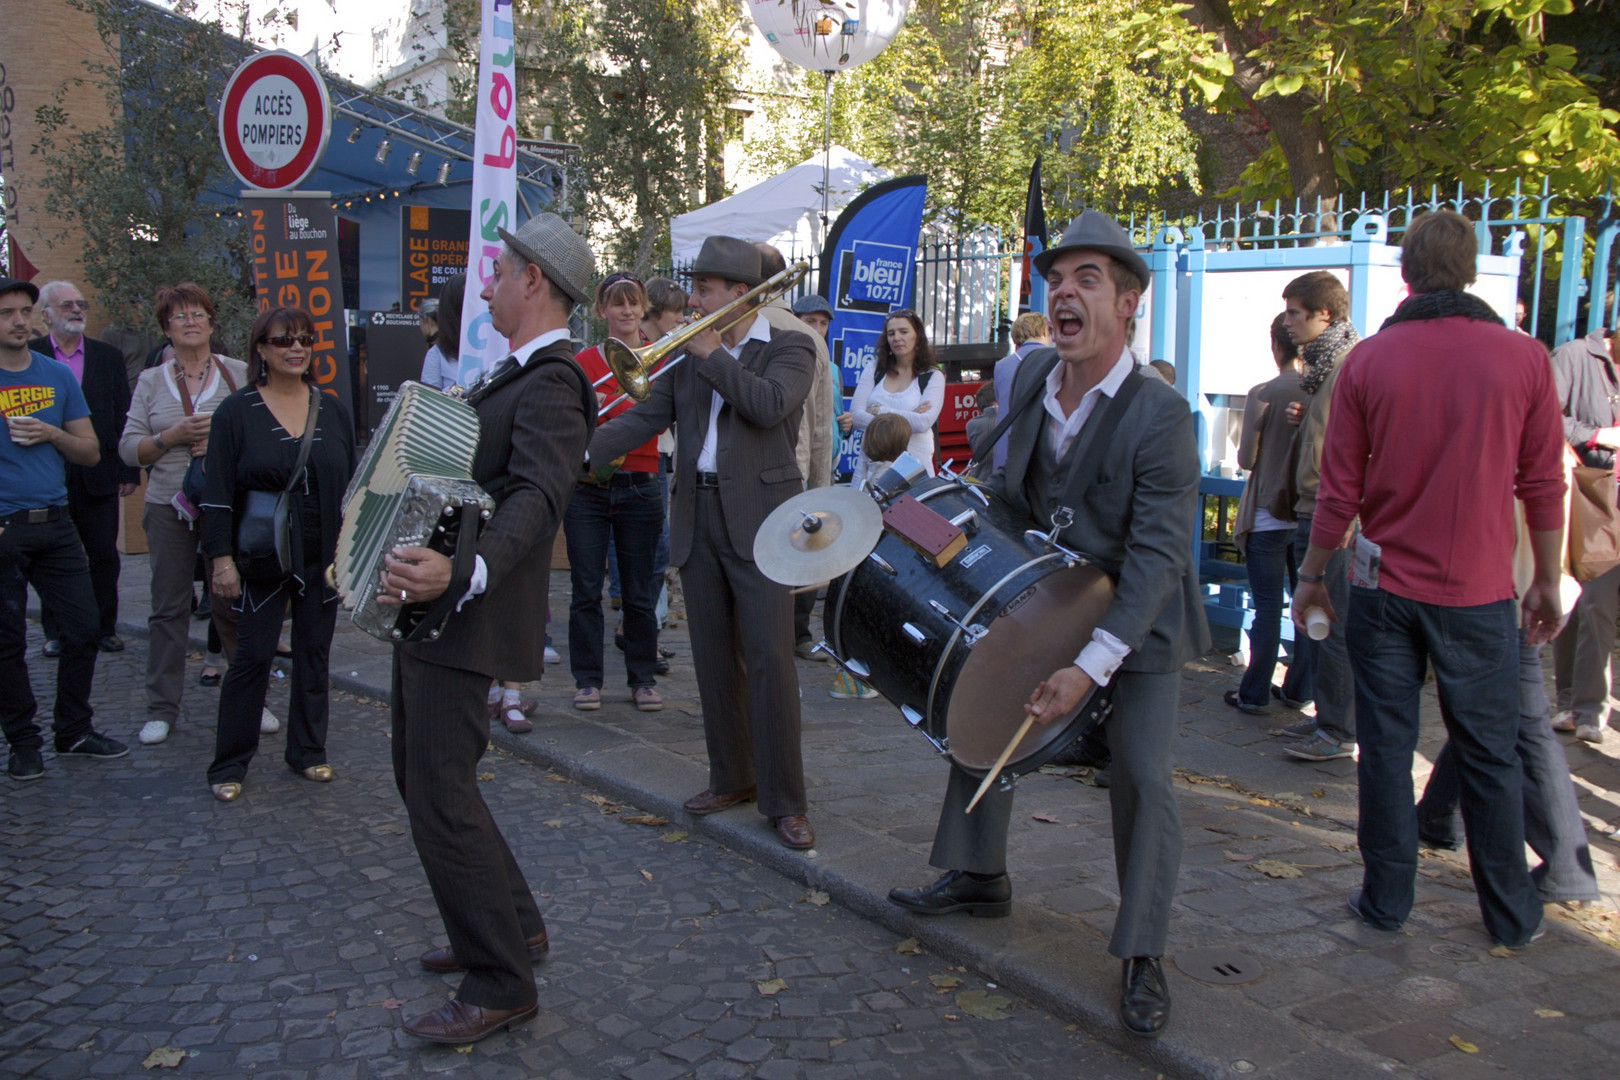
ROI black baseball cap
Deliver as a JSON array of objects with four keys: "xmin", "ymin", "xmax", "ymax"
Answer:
[{"xmin": 0, "ymin": 277, "xmax": 40, "ymax": 303}]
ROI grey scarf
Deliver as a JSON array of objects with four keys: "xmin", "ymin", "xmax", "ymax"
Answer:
[{"xmin": 1299, "ymin": 319, "xmax": 1360, "ymax": 396}]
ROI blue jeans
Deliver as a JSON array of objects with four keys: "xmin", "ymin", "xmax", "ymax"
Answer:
[
  {"xmin": 1347, "ymin": 586, "xmax": 1542, "ymax": 945},
  {"xmin": 1238, "ymin": 526, "xmax": 1309, "ymax": 706},
  {"xmin": 565, "ymin": 477, "xmax": 664, "ymax": 689},
  {"xmin": 1416, "ymin": 632, "xmax": 1601, "ymax": 903}
]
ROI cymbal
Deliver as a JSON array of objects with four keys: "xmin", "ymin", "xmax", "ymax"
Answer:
[{"xmin": 754, "ymin": 486, "xmax": 884, "ymax": 587}]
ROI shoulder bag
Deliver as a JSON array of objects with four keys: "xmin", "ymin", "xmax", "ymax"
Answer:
[
  {"xmin": 175, "ymin": 357, "xmax": 239, "ymax": 518},
  {"xmin": 235, "ymin": 387, "xmax": 320, "ymax": 582}
]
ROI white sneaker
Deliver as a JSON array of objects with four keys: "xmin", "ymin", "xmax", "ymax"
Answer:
[
  {"xmin": 138, "ymin": 720, "xmax": 170, "ymax": 745},
  {"xmin": 260, "ymin": 709, "xmax": 281, "ymax": 734},
  {"xmin": 1575, "ymin": 724, "xmax": 1605, "ymax": 744},
  {"xmin": 544, "ymin": 646, "xmax": 561, "ymax": 664},
  {"xmin": 1551, "ymin": 710, "xmax": 1577, "ymax": 733}
]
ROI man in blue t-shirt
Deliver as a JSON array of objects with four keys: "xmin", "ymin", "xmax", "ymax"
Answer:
[{"xmin": 0, "ymin": 277, "xmax": 128, "ymax": 781}]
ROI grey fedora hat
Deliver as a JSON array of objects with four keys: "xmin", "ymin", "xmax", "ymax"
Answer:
[
  {"xmin": 497, "ymin": 213, "xmax": 596, "ymax": 306},
  {"xmin": 1032, "ymin": 210, "xmax": 1150, "ymax": 292},
  {"xmin": 791, "ymin": 294, "xmax": 833, "ymax": 317},
  {"xmin": 690, "ymin": 236, "xmax": 764, "ymax": 288}
]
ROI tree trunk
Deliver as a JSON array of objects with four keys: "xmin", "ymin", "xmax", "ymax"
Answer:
[{"xmin": 1183, "ymin": 0, "xmax": 1340, "ymax": 207}]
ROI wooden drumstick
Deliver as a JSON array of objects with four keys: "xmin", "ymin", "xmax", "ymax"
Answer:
[{"xmin": 965, "ymin": 714, "xmax": 1035, "ymax": 814}]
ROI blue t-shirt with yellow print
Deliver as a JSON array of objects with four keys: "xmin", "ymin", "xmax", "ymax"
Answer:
[{"xmin": 0, "ymin": 351, "xmax": 91, "ymax": 515}]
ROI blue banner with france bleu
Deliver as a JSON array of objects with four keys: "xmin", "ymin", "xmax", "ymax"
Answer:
[{"xmin": 816, "ymin": 174, "xmax": 927, "ymax": 479}]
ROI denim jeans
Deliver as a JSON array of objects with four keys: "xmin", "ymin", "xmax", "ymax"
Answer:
[
  {"xmin": 1292, "ymin": 515, "xmax": 1354, "ymax": 739},
  {"xmin": 1347, "ymin": 586, "xmax": 1542, "ymax": 945},
  {"xmin": 0, "ymin": 515, "xmax": 98, "ymax": 751},
  {"xmin": 1238, "ymin": 526, "xmax": 1309, "ymax": 707},
  {"xmin": 1416, "ymin": 631, "xmax": 1601, "ymax": 903},
  {"xmin": 608, "ymin": 460, "xmax": 672, "ymax": 625},
  {"xmin": 565, "ymin": 476, "xmax": 664, "ymax": 689}
]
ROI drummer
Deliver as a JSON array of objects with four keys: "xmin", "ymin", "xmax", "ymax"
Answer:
[{"xmin": 886, "ymin": 212, "xmax": 1209, "ymax": 1041}]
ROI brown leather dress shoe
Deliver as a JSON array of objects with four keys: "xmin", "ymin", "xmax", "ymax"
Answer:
[
  {"xmin": 683, "ymin": 786, "xmax": 757, "ymax": 816},
  {"xmin": 419, "ymin": 931, "xmax": 549, "ymax": 974},
  {"xmin": 773, "ymin": 814, "xmax": 815, "ymax": 850},
  {"xmin": 402, "ymin": 998, "xmax": 538, "ymax": 1044}
]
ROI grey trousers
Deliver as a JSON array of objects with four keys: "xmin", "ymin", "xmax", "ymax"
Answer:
[
  {"xmin": 1553, "ymin": 618, "xmax": 1576, "ymax": 713},
  {"xmin": 680, "ymin": 488, "xmax": 807, "ymax": 818},
  {"xmin": 1293, "ymin": 517, "xmax": 1356, "ymax": 740},
  {"xmin": 142, "ymin": 506, "xmax": 237, "ymax": 725},
  {"xmin": 928, "ymin": 669, "xmax": 1183, "ymax": 959},
  {"xmin": 1570, "ymin": 562, "xmax": 1620, "ymax": 727}
]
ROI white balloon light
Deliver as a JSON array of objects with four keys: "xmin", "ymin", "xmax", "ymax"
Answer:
[{"xmin": 748, "ymin": 0, "xmax": 913, "ymax": 73}]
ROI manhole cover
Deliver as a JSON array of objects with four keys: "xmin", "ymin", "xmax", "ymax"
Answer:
[{"xmin": 1173, "ymin": 947, "xmax": 1264, "ymax": 985}]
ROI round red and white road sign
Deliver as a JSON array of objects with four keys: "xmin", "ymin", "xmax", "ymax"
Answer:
[{"xmin": 217, "ymin": 50, "xmax": 331, "ymax": 191}]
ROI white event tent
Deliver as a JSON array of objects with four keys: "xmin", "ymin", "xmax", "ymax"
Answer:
[{"xmin": 670, "ymin": 145, "xmax": 890, "ymax": 264}]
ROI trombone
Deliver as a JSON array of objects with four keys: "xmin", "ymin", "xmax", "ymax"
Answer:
[{"xmin": 594, "ymin": 261, "xmax": 811, "ymax": 417}]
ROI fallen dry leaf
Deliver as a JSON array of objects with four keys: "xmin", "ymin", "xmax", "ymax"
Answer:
[
  {"xmin": 1031, "ymin": 812, "xmax": 1060, "ymax": 824},
  {"xmin": 639, "ymin": 869, "xmax": 653, "ymax": 883},
  {"xmin": 380, "ymin": 998, "xmax": 403, "ymax": 1010},
  {"xmin": 1252, "ymin": 859, "xmax": 1303, "ymax": 879},
  {"xmin": 1224, "ymin": 851, "xmax": 1255, "ymax": 862},
  {"xmin": 895, "ymin": 937, "xmax": 923, "ymax": 955},
  {"xmin": 1488, "ymin": 944, "xmax": 1515, "ymax": 958},
  {"xmin": 1534, "ymin": 1008, "xmax": 1565, "ymax": 1019},
  {"xmin": 1323, "ymin": 841, "xmax": 1356, "ymax": 853},
  {"xmin": 621, "ymin": 815, "xmax": 668, "ymax": 826},
  {"xmin": 543, "ymin": 819, "xmax": 564, "ymax": 829},
  {"xmin": 802, "ymin": 889, "xmax": 831, "ymax": 906},
  {"xmin": 930, "ymin": 974, "xmax": 962, "ymax": 990},
  {"xmin": 477, "ymin": 772, "xmax": 495, "ymax": 781},
  {"xmin": 955, "ymin": 989, "xmax": 1012, "ymax": 1020},
  {"xmin": 1311, "ymin": 789, "xmax": 1326, "ymax": 798},
  {"xmin": 1448, "ymin": 1035, "xmax": 1479, "ymax": 1054},
  {"xmin": 660, "ymin": 831, "xmax": 688, "ymax": 843},
  {"xmin": 141, "ymin": 1047, "xmax": 186, "ymax": 1070},
  {"xmin": 756, "ymin": 978, "xmax": 787, "ymax": 996},
  {"xmin": 455, "ymin": 1044, "xmax": 474, "ymax": 1053}
]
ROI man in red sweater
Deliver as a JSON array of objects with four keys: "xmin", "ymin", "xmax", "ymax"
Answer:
[{"xmin": 1291, "ymin": 210, "xmax": 1564, "ymax": 950}]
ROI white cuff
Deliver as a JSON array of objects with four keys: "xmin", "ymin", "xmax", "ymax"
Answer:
[
  {"xmin": 1073, "ymin": 628, "xmax": 1130, "ymax": 686},
  {"xmin": 457, "ymin": 555, "xmax": 487, "ymax": 612}
]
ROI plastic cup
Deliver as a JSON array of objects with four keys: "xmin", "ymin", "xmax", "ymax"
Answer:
[{"xmin": 1303, "ymin": 608, "xmax": 1330, "ymax": 641}]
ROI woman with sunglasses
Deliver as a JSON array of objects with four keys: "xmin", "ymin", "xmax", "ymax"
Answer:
[
  {"xmin": 566, "ymin": 272, "xmax": 667, "ymax": 714},
  {"xmin": 119, "ymin": 283, "xmax": 249, "ymax": 747},
  {"xmin": 848, "ymin": 309, "xmax": 944, "ymax": 488},
  {"xmin": 200, "ymin": 307, "xmax": 356, "ymax": 802}
]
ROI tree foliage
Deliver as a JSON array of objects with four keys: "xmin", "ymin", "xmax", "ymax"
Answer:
[
  {"xmin": 1135, "ymin": 0, "xmax": 1620, "ymax": 202},
  {"xmin": 32, "ymin": 0, "xmax": 258, "ymax": 349}
]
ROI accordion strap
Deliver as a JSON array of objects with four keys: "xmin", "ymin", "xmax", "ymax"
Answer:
[{"xmin": 399, "ymin": 496, "xmax": 483, "ymax": 645}]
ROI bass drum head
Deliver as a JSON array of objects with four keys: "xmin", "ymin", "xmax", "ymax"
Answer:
[{"xmin": 943, "ymin": 563, "xmax": 1114, "ymax": 774}]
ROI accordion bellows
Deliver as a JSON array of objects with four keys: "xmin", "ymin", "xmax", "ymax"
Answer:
[{"xmin": 333, "ymin": 382, "xmax": 495, "ymax": 641}]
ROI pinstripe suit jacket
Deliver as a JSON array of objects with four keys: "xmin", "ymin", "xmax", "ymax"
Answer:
[
  {"xmin": 403, "ymin": 340, "xmax": 592, "ymax": 681},
  {"xmin": 590, "ymin": 313, "xmax": 818, "ymax": 566}
]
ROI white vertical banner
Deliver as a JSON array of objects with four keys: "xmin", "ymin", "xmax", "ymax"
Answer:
[{"xmin": 457, "ymin": 0, "xmax": 519, "ymax": 383}]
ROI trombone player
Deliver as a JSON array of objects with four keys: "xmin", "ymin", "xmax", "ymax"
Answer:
[{"xmin": 589, "ymin": 236, "xmax": 820, "ymax": 850}]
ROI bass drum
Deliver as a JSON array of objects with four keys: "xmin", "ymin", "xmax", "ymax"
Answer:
[{"xmin": 827, "ymin": 478, "xmax": 1115, "ymax": 776}]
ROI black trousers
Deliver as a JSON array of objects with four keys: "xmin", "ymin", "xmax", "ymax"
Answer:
[
  {"xmin": 0, "ymin": 515, "xmax": 98, "ymax": 751},
  {"xmin": 392, "ymin": 652, "xmax": 542, "ymax": 1010},
  {"xmin": 208, "ymin": 574, "xmax": 338, "ymax": 784},
  {"xmin": 41, "ymin": 472, "xmax": 120, "ymax": 640},
  {"xmin": 793, "ymin": 586, "xmax": 817, "ymax": 647}
]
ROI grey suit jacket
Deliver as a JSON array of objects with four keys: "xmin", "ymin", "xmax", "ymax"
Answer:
[
  {"xmin": 992, "ymin": 349, "xmax": 1211, "ymax": 674},
  {"xmin": 404, "ymin": 341, "xmax": 592, "ymax": 681},
  {"xmin": 591, "ymin": 313, "xmax": 817, "ymax": 566}
]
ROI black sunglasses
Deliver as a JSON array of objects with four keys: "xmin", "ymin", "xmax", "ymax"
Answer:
[{"xmin": 264, "ymin": 333, "xmax": 316, "ymax": 348}]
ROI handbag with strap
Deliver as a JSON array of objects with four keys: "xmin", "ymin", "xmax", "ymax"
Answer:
[
  {"xmin": 235, "ymin": 387, "xmax": 320, "ymax": 582},
  {"xmin": 175, "ymin": 357, "xmax": 238, "ymax": 518}
]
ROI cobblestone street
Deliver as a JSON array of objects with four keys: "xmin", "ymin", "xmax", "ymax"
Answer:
[{"xmin": 1, "ymin": 632, "xmax": 1154, "ymax": 1079}]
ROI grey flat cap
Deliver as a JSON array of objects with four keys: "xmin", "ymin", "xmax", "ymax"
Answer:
[
  {"xmin": 1032, "ymin": 211, "xmax": 1150, "ymax": 292},
  {"xmin": 690, "ymin": 236, "xmax": 764, "ymax": 287},
  {"xmin": 791, "ymin": 294, "xmax": 833, "ymax": 317},
  {"xmin": 498, "ymin": 213, "xmax": 596, "ymax": 306}
]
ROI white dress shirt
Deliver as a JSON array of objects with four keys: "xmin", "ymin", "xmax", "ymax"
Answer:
[
  {"xmin": 1041, "ymin": 346, "xmax": 1136, "ymax": 685},
  {"xmin": 695, "ymin": 311, "xmax": 773, "ymax": 474},
  {"xmin": 459, "ymin": 327, "xmax": 573, "ymax": 609}
]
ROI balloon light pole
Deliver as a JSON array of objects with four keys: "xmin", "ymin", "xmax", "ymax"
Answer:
[{"xmin": 748, "ymin": 0, "xmax": 912, "ymax": 232}]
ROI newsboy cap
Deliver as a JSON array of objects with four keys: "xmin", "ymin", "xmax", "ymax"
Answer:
[
  {"xmin": 690, "ymin": 236, "xmax": 764, "ymax": 288},
  {"xmin": 497, "ymin": 213, "xmax": 596, "ymax": 306},
  {"xmin": 791, "ymin": 294, "xmax": 834, "ymax": 317},
  {"xmin": 1032, "ymin": 211, "xmax": 1150, "ymax": 292},
  {"xmin": 0, "ymin": 277, "xmax": 40, "ymax": 304}
]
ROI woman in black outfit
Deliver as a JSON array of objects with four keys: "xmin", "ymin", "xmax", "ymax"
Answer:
[{"xmin": 202, "ymin": 307, "xmax": 356, "ymax": 802}]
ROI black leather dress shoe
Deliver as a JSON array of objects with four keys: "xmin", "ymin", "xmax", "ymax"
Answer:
[
  {"xmin": 419, "ymin": 930, "xmax": 549, "ymax": 974},
  {"xmin": 887, "ymin": 870, "xmax": 1012, "ymax": 918},
  {"xmin": 98, "ymin": 634, "xmax": 125, "ymax": 653},
  {"xmin": 42, "ymin": 639, "xmax": 61, "ymax": 658},
  {"xmin": 402, "ymin": 998, "xmax": 538, "ymax": 1044},
  {"xmin": 1120, "ymin": 956, "xmax": 1171, "ymax": 1038}
]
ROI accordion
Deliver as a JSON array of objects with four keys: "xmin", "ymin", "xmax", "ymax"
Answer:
[{"xmin": 331, "ymin": 382, "xmax": 495, "ymax": 643}]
